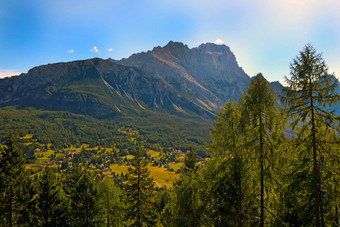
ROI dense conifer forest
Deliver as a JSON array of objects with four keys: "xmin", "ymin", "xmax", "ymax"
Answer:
[{"xmin": 0, "ymin": 45, "xmax": 339, "ymax": 226}]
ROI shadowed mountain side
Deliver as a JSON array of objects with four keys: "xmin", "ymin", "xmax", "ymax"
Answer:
[{"xmin": 0, "ymin": 58, "xmax": 214, "ymax": 119}]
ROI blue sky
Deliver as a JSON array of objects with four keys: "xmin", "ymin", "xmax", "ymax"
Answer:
[{"xmin": 1, "ymin": 0, "xmax": 339, "ymax": 83}]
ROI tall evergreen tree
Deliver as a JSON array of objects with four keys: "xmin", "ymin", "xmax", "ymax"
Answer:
[
  {"xmin": 98, "ymin": 177, "xmax": 122, "ymax": 227},
  {"xmin": 181, "ymin": 148, "xmax": 198, "ymax": 175},
  {"xmin": 282, "ymin": 44, "xmax": 340, "ymax": 226},
  {"xmin": 125, "ymin": 148, "xmax": 155, "ymax": 227},
  {"xmin": 203, "ymin": 100, "xmax": 258, "ymax": 226},
  {"xmin": 172, "ymin": 148, "xmax": 201, "ymax": 227},
  {"xmin": 241, "ymin": 74, "xmax": 284, "ymax": 226},
  {"xmin": 38, "ymin": 166, "xmax": 66, "ymax": 226},
  {"xmin": 17, "ymin": 171, "xmax": 38, "ymax": 226},
  {"xmin": 0, "ymin": 133, "xmax": 26, "ymax": 227},
  {"xmin": 68, "ymin": 167, "xmax": 100, "ymax": 227}
]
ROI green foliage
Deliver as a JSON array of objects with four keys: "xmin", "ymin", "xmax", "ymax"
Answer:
[
  {"xmin": 241, "ymin": 73, "xmax": 285, "ymax": 226},
  {"xmin": 16, "ymin": 172, "xmax": 38, "ymax": 226},
  {"xmin": 181, "ymin": 148, "xmax": 198, "ymax": 175},
  {"xmin": 0, "ymin": 134, "xmax": 27, "ymax": 226},
  {"xmin": 68, "ymin": 166, "xmax": 100, "ymax": 226},
  {"xmin": 282, "ymin": 44, "xmax": 340, "ymax": 226},
  {"xmin": 0, "ymin": 106, "xmax": 210, "ymax": 156},
  {"xmin": 98, "ymin": 177, "xmax": 123, "ymax": 226},
  {"xmin": 0, "ymin": 44, "xmax": 339, "ymax": 227},
  {"xmin": 203, "ymin": 100, "xmax": 259, "ymax": 226},
  {"xmin": 38, "ymin": 167, "xmax": 67, "ymax": 226},
  {"xmin": 125, "ymin": 148, "xmax": 156, "ymax": 226}
]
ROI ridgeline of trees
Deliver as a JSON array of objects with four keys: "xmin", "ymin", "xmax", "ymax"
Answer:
[{"xmin": 0, "ymin": 45, "xmax": 339, "ymax": 226}]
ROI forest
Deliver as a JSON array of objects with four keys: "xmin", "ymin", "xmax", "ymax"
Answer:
[{"xmin": 0, "ymin": 45, "xmax": 339, "ymax": 226}]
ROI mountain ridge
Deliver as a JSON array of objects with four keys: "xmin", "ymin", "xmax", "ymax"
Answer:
[
  {"xmin": 113, "ymin": 41, "xmax": 250, "ymax": 112},
  {"xmin": 0, "ymin": 58, "xmax": 215, "ymax": 119}
]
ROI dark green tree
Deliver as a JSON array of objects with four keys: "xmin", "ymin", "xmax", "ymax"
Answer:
[
  {"xmin": 171, "ymin": 148, "xmax": 201, "ymax": 227},
  {"xmin": 282, "ymin": 44, "xmax": 340, "ymax": 226},
  {"xmin": 0, "ymin": 133, "xmax": 26, "ymax": 227},
  {"xmin": 68, "ymin": 165, "xmax": 100, "ymax": 226},
  {"xmin": 17, "ymin": 172, "xmax": 38, "ymax": 226},
  {"xmin": 125, "ymin": 148, "xmax": 156, "ymax": 227},
  {"xmin": 38, "ymin": 166, "xmax": 66, "ymax": 226},
  {"xmin": 181, "ymin": 147, "xmax": 198, "ymax": 175}
]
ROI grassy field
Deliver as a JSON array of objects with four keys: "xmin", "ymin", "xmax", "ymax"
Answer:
[
  {"xmin": 147, "ymin": 149, "xmax": 161, "ymax": 158},
  {"xmin": 109, "ymin": 163, "xmax": 179, "ymax": 188},
  {"xmin": 18, "ymin": 134, "xmax": 184, "ymax": 188}
]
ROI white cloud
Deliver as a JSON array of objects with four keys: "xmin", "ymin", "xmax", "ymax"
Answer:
[
  {"xmin": 107, "ymin": 48, "xmax": 113, "ymax": 52},
  {"xmin": 214, "ymin": 38, "xmax": 224, "ymax": 45},
  {"xmin": 0, "ymin": 69, "xmax": 22, "ymax": 79},
  {"xmin": 90, "ymin": 46, "xmax": 99, "ymax": 53},
  {"xmin": 68, "ymin": 49, "xmax": 75, "ymax": 53}
]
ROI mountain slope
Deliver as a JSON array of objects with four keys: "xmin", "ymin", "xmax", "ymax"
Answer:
[{"xmin": 0, "ymin": 58, "xmax": 214, "ymax": 118}]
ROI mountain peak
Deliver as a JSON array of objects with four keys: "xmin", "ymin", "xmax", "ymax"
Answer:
[
  {"xmin": 197, "ymin": 42, "xmax": 231, "ymax": 52},
  {"xmin": 163, "ymin": 41, "xmax": 189, "ymax": 50}
]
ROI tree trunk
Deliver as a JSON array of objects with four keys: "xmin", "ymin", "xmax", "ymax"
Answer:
[
  {"xmin": 9, "ymin": 185, "xmax": 13, "ymax": 227},
  {"xmin": 259, "ymin": 114, "xmax": 264, "ymax": 227},
  {"xmin": 310, "ymin": 81, "xmax": 320, "ymax": 227}
]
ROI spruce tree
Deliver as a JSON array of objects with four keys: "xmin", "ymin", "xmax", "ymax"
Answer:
[
  {"xmin": 173, "ymin": 148, "xmax": 201, "ymax": 227},
  {"xmin": 181, "ymin": 147, "xmax": 197, "ymax": 175},
  {"xmin": 125, "ymin": 148, "xmax": 155, "ymax": 227},
  {"xmin": 17, "ymin": 172, "xmax": 38, "ymax": 226},
  {"xmin": 282, "ymin": 44, "xmax": 340, "ymax": 226},
  {"xmin": 0, "ymin": 133, "xmax": 26, "ymax": 227},
  {"xmin": 68, "ymin": 167, "xmax": 100, "ymax": 226},
  {"xmin": 38, "ymin": 166, "xmax": 66, "ymax": 226}
]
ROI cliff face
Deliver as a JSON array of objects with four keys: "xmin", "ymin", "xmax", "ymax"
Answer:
[{"xmin": 116, "ymin": 41, "xmax": 251, "ymax": 112}]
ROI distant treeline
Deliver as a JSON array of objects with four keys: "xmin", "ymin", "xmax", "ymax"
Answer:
[{"xmin": 0, "ymin": 107, "xmax": 211, "ymax": 157}]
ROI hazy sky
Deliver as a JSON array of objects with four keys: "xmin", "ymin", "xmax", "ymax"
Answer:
[{"xmin": 1, "ymin": 0, "xmax": 339, "ymax": 83}]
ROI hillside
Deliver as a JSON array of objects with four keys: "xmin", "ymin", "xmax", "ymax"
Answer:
[{"xmin": 0, "ymin": 58, "xmax": 214, "ymax": 119}]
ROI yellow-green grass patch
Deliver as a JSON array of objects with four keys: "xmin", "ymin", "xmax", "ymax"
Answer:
[
  {"xmin": 147, "ymin": 149, "xmax": 160, "ymax": 158},
  {"xmin": 21, "ymin": 134, "xmax": 33, "ymax": 139},
  {"xmin": 109, "ymin": 163, "xmax": 179, "ymax": 188},
  {"xmin": 109, "ymin": 164, "xmax": 130, "ymax": 174},
  {"xmin": 122, "ymin": 155, "xmax": 134, "ymax": 160},
  {"xmin": 169, "ymin": 162, "xmax": 183, "ymax": 171}
]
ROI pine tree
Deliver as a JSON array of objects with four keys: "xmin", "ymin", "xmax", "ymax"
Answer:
[
  {"xmin": 68, "ymin": 167, "xmax": 100, "ymax": 227},
  {"xmin": 125, "ymin": 148, "xmax": 155, "ymax": 227},
  {"xmin": 181, "ymin": 147, "xmax": 197, "ymax": 175},
  {"xmin": 98, "ymin": 177, "xmax": 122, "ymax": 227},
  {"xmin": 172, "ymin": 147, "xmax": 201, "ymax": 227},
  {"xmin": 0, "ymin": 133, "xmax": 26, "ymax": 227},
  {"xmin": 38, "ymin": 166, "xmax": 66, "ymax": 226},
  {"xmin": 282, "ymin": 44, "xmax": 340, "ymax": 226},
  {"xmin": 17, "ymin": 171, "xmax": 38, "ymax": 226},
  {"xmin": 241, "ymin": 74, "xmax": 284, "ymax": 226},
  {"xmin": 203, "ymin": 100, "xmax": 258, "ymax": 226}
]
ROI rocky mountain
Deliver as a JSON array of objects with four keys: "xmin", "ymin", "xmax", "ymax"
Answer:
[
  {"xmin": 0, "ymin": 58, "xmax": 214, "ymax": 119},
  {"xmin": 112, "ymin": 41, "xmax": 251, "ymax": 112},
  {"xmin": 1, "ymin": 41, "xmax": 309, "ymax": 121},
  {"xmin": 0, "ymin": 42, "xmax": 256, "ymax": 120}
]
